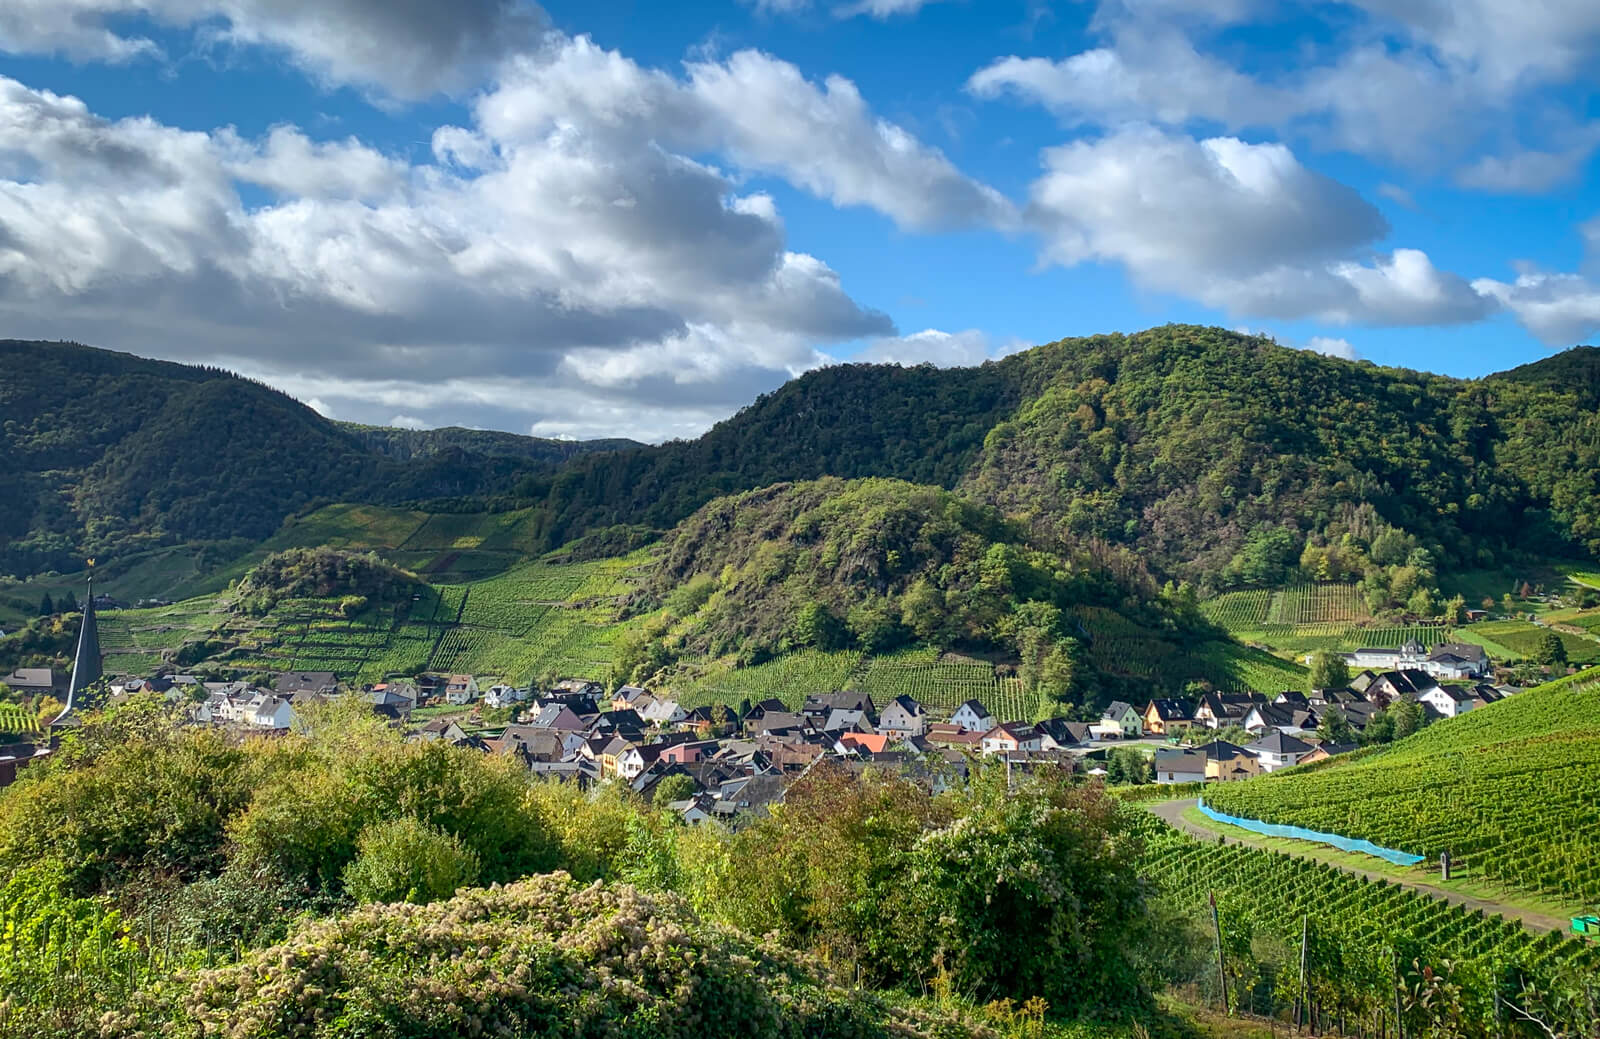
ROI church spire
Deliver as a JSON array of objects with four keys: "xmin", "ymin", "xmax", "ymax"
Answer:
[{"xmin": 55, "ymin": 565, "xmax": 101, "ymax": 726}]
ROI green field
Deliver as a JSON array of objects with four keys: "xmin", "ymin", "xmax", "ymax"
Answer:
[
  {"xmin": 94, "ymin": 551, "xmax": 652, "ymax": 686},
  {"xmin": 1203, "ymin": 673, "xmax": 1600, "ymax": 910},
  {"xmin": 1137, "ymin": 812, "xmax": 1600, "ymax": 1033},
  {"xmin": 664, "ymin": 650, "xmax": 865, "ymax": 710},
  {"xmin": 1453, "ymin": 619, "xmax": 1600, "ymax": 664}
]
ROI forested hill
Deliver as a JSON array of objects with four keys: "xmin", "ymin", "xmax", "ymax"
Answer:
[
  {"xmin": 529, "ymin": 327, "xmax": 1600, "ymax": 586},
  {"xmin": 0, "ymin": 341, "xmax": 635, "ymax": 577},
  {"xmin": 4, "ymin": 329, "xmax": 1599, "ymax": 590}
]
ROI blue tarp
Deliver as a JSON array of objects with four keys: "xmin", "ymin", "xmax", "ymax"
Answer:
[{"xmin": 1197, "ymin": 800, "xmax": 1427, "ymax": 866}]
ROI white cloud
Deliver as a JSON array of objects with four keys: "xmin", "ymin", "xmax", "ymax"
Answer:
[
  {"xmin": 1024, "ymin": 127, "xmax": 1493, "ymax": 325},
  {"xmin": 750, "ymin": 0, "xmax": 948, "ymax": 19},
  {"xmin": 1305, "ymin": 335, "xmax": 1357, "ymax": 360},
  {"xmin": 388, "ymin": 414, "xmax": 430, "ymax": 430},
  {"xmin": 1454, "ymin": 134, "xmax": 1600, "ymax": 194},
  {"xmin": 0, "ymin": 72, "xmax": 898, "ymax": 441},
  {"xmin": 1472, "ymin": 218, "xmax": 1600, "ymax": 345},
  {"xmin": 0, "ymin": 0, "xmax": 545, "ymax": 100},
  {"xmin": 482, "ymin": 38, "xmax": 1015, "ymax": 232},
  {"xmin": 855, "ymin": 328, "xmax": 1030, "ymax": 366}
]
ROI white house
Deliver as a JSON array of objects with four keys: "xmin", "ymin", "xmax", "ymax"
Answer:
[
  {"xmin": 1418, "ymin": 684, "xmax": 1477, "ymax": 719},
  {"xmin": 877, "ymin": 695, "xmax": 926, "ymax": 738},
  {"xmin": 1090, "ymin": 701, "xmax": 1143, "ymax": 740},
  {"xmin": 979, "ymin": 722, "xmax": 1043, "ymax": 757},
  {"xmin": 951, "ymin": 699, "xmax": 995, "ymax": 733},
  {"xmin": 640, "ymin": 698, "xmax": 688, "ymax": 726},
  {"xmin": 1152, "ymin": 747, "xmax": 1207, "ymax": 784},
  {"xmin": 483, "ymin": 684, "xmax": 526, "ymax": 709},
  {"xmin": 444, "ymin": 674, "xmax": 480, "ymax": 706},
  {"xmin": 1245, "ymin": 729, "xmax": 1313, "ymax": 772},
  {"xmin": 1343, "ymin": 639, "xmax": 1489, "ymax": 680}
]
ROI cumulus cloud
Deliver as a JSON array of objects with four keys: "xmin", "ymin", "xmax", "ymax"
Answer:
[
  {"xmin": 0, "ymin": 0, "xmax": 546, "ymax": 100},
  {"xmin": 1024, "ymin": 127, "xmax": 1493, "ymax": 325},
  {"xmin": 0, "ymin": 72, "xmax": 894, "ymax": 440},
  {"xmin": 1304, "ymin": 336, "xmax": 1357, "ymax": 360},
  {"xmin": 855, "ymin": 328, "xmax": 1030, "ymax": 366},
  {"xmin": 1471, "ymin": 220, "xmax": 1600, "ymax": 345},
  {"xmin": 482, "ymin": 38, "xmax": 1015, "ymax": 232},
  {"xmin": 751, "ymin": 0, "xmax": 948, "ymax": 19},
  {"xmin": 972, "ymin": 0, "xmax": 1600, "ymax": 183}
]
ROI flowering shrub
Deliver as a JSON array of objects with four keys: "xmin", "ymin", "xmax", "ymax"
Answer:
[{"xmin": 101, "ymin": 872, "xmax": 992, "ymax": 1039}]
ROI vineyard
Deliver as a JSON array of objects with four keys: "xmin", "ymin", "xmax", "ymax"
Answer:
[
  {"xmin": 666, "ymin": 650, "xmax": 864, "ymax": 710},
  {"xmin": 1136, "ymin": 812, "xmax": 1600, "ymax": 1037},
  {"xmin": 0, "ymin": 704, "xmax": 41, "ymax": 737},
  {"xmin": 1456, "ymin": 620, "xmax": 1600, "ymax": 664},
  {"xmin": 1202, "ymin": 676, "xmax": 1600, "ymax": 910},
  {"xmin": 852, "ymin": 648, "xmax": 1034, "ymax": 719}
]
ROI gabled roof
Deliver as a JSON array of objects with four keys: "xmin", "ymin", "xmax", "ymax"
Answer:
[
  {"xmin": 1145, "ymin": 698, "xmax": 1193, "ymax": 721},
  {"xmin": 984, "ymin": 721, "xmax": 1037, "ymax": 742},
  {"xmin": 1193, "ymin": 739, "xmax": 1256, "ymax": 761},
  {"xmin": 1430, "ymin": 642, "xmax": 1487, "ymax": 661},
  {"xmin": 1247, "ymin": 729, "xmax": 1314, "ymax": 755},
  {"xmin": 954, "ymin": 699, "xmax": 992, "ymax": 716},
  {"xmin": 1101, "ymin": 700, "xmax": 1137, "ymax": 720},
  {"xmin": 887, "ymin": 694, "xmax": 923, "ymax": 715},
  {"xmin": 1433, "ymin": 684, "xmax": 1477, "ymax": 702},
  {"xmin": 1153, "ymin": 747, "xmax": 1207, "ymax": 770}
]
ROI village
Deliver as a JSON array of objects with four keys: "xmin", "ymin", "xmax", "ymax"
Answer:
[{"xmin": 0, "ymin": 625, "xmax": 1535, "ymax": 823}]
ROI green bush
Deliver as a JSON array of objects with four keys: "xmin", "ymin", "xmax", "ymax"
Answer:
[{"xmin": 342, "ymin": 816, "xmax": 481, "ymax": 905}]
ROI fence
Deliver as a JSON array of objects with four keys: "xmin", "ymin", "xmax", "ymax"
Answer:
[{"xmin": 1197, "ymin": 800, "xmax": 1426, "ymax": 866}]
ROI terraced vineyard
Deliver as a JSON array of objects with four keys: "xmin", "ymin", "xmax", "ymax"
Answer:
[
  {"xmin": 666, "ymin": 650, "xmax": 864, "ymax": 710},
  {"xmin": 1203, "ymin": 674, "xmax": 1600, "ymax": 909},
  {"xmin": 1136, "ymin": 812, "xmax": 1600, "ymax": 1036},
  {"xmin": 852, "ymin": 648, "xmax": 1033, "ymax": 719}
]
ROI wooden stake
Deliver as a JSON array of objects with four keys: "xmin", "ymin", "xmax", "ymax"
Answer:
[{"xmin": 1211, "ymin": 891, "xmax": 1230, "ymax": 1015}]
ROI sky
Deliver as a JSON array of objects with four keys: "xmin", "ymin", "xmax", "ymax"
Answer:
[{"xmin": 1, "ymin": 1, "xmax": 1598, "ymax": 442}]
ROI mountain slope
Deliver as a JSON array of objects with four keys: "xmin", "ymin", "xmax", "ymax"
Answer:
[{"xmin": 0, "ymin": 341, "xmax": 633, "ymax": 576}]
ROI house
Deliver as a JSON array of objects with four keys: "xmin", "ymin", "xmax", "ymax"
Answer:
[
  {"xmin": 415, "ymin": 718, "xmax": 471, "ymax": 744},
  {"xmin": 2, "ymin": 668, "xmax": 59, "ymax": 695},
  {"xmin": 618, "ymin": 742, "xmax": 669, "ymax": 780},
  {"xmin": 1312, "ymin": 686, "xmax": 1369, "ymax": 707},
  {"xmin": 275, "ymin": 671, "xmax": 338, "ymax": 696},
  {"xmin": 924, "ymin": 722, "xmax": 985, "ymax": 751},
  {"xmin": 659, "ymin": 739, "xmax": 719, "ymax": 766},
  {"xmin": 1242, "ymin": 702, "xmax": 1316, "ymax": 736},
  {"xmin": 1143, "ymin": 699, "xmax": 1195, "ymax": 735},
  {"xmin": 746, "ymin": 710, "xmax": 805, "ymax": 737},
  {"xmin": 1090, "ymin": 701, "xmax": 1143, "ymax": 740},
  {"xmin": 1300, "ymin": 741, "xmax": 1358, "ymax": 765},
  {"xmin": 640, "ymin": 698, "xmax": 687, "ymax": 726},
  {"xmin": 1343, "ymin": 639, "xmax": 1489, "ymax": 680},
  {"xmin": 877, "ymin": 695, "xmax": 926, "ymax": 738},
  {"xmin": 1361, "ymin": 670, "xmax": 1439, "ymax": 708},
  {"xmin": 552, "ymin": 678, "xmax": 605, "ymax": 698},
  {"xmin": 838, "ymin": 731, "xmax": 891, "ymax": 755},
  {"xmin": 821, "ymin": 708, "xmax": 874, "ymax": 734},
  {"xmin": 487, "ymin": 725, "xmax": 567, "ymax": 763},
  {"xmin": 950, "ymin": 700, "xmax": 995, "ymax": 733},
  {"xmin": 1245, "ymin": 729, "xmax": 1314, "ymax": 771},
  {"xmin": 366, "ymin": 687, "xmax": 415, "ymax": 720},
  {"xmin": 1192, "ymin": 740, "xmax": 1260, "ymax": 781},
  {"xmin": 529, "ymin": 703, "xmax": 588, "ymax": 734},
  {"xmin": 801, "ymin": 691, "xmax": 876, "ymax": 725},
  {"xmin": 590, "ymin": 709, "xmax": 646, "ymax": 740},
  {"xmin": 740, "ymin": 698, "xmax": 788, "ymax": 723},
  {"xmin": 1418, "ymin": 684, "xmax": 1478, "ymax": 718},
  {"xmin": 1467, "ymin": 684, "xmax": 1506, "ymax": 709},
  {"xmin": 1153, "ymin": 747, "xmax": 1207, "ymax": 784},
  {"xmin": 980, "ymin": 722, "xmax": 1043, "ymax": 757},
  {"xmin": 1273, "ymin": 691, "xmax": 1311, "ymax": 708},
  {"xmin": 1194, "ymin": 693, "xmax": 1260, "ymax": 729},
  {"xmin": 1035, "ymin": 717, "xmax": 1091, "ymax": 750},
  {"xmin": 444, "ymin": 674, "xmax": 480, "ymax": 705},
  {"xmin": 610, "ymin": 685, "xmax": 654, "ymax": 712},
  {"xmin": 483, "ymin": 684, "xmax": 526, "ymax": 709},
  {"xmin": 244, "ymin": 693, "xmax": 295, "ymax": 730}
]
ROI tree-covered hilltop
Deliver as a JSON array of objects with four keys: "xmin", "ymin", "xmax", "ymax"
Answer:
[
  {"xmin": 616, "ymin": 476, "xmax": 1217, "ymax": 705},
  {"xmin": 233, "ymin": 547, "xmax": 425, "ymax": 615},
  {"xmin": 6, "ymin": 329, "xmax": 1600, "ymax": 595},
  {"xmin": 0, "ymin": 341, "xmax": 631, "ymax": 578}
]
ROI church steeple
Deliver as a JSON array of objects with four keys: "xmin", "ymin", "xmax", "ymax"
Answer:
[{"xmin": 55, "ymin": 566, "xmax": 101, "ymax": 726}]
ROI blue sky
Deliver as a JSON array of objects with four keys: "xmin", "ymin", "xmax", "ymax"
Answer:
[{"xmin": 1, "ymin": 0, "xmax": 1598, "ymax": 440}]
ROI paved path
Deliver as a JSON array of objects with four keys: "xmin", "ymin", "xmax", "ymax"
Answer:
[{"xmin": 1146, "ymin": 799, "xmax": 1571, "ymax": 936}]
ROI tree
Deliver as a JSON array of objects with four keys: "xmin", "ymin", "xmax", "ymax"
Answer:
[
  {"xmin": 792, "ymin": 602, "xmax": 846, "ymax": 651},
  {"xmin": 59, "ymin": 590, "xmax": 78, "ymax": 614},
  {"xmin": 653, "ymin": 773, "xmax": 697, "ymax": 805},
  {"xmin": 1391, "ymin": 698, "xmax": 1424, "ymax": 739},
  {"xmin": 1307, "ymin": 650, "xmax": 1350, "ymax": 692},
  {"xmin": 1538, "ymin": 631, "xmax": 1568, "ymax": 666},
  {"xmin": 341, "ymin": 816, "xmax": 481, "ymax": 905},
  {"xmin": 1362, "ymin": 709, "xmax": 1397, "ymax": 745},
  {"xmin": 1317, "ymin": 706, "xmax": 1356, "ymax": 745},
  {"xmin": 37, "ymin": 593, "xmax": 53, "ymax": 617}
]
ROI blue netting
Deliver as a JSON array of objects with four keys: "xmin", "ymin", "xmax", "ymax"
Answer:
[{"xmin": 1197, "ymin": 799, "xmax": 1426, "ymax": 866}]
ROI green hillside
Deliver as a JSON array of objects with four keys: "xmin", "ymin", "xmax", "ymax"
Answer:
[
  {"xmin": 1202, "ymin": 673, "xmax": 1600, "ymax": 910},
  {"xmin": 11, "ymin": 329, "xmax": 1600, "ymax": 604}
]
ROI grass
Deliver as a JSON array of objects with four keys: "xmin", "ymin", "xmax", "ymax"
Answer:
[{"xmin": 1460, "ymin": 619, "xmax": 1600, "ymax": 663}]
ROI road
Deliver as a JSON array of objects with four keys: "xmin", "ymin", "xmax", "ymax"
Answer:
[{"xmin": 1146, "ymin": 798, "xmax": 1572, "ymax": 936}]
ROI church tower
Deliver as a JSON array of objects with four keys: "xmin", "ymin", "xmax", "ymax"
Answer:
[{"xmin": 54, "ymin": 568, "xmax": 102, "ymax": 726}]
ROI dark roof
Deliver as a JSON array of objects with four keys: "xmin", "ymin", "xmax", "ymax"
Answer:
[
  {"xmin": 1153, "ymin": 747, "xmax": 1207, "ymax": 770},
  {"xmin": 275, "ymin": 671, "xmax": 338, "ymax": 694},
  {"xmin": 1193, "ymin": 740, "xmax": 1255, "ymax": 761},
  {"xmin": 955, "ymin": 699, "xmax": 991, "ymax": 716},
  {"xmin": 1247, "ymin": 729, "xmax": 1314, "ymax": 755},
  {"xmin": 1145, "ymin": 698, "xmax": 1194, "ymax": 721},
  {"xmin": 1102, "ymin": 700, "xmax": 1137, "ymax": 720}
]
